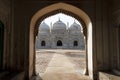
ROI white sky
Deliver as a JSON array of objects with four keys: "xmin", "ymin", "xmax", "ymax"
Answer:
[{"xmin": 41, "ymin": 13, "xmax": 81, "ymax": 27}]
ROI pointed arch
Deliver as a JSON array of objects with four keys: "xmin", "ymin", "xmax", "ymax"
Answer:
[
  {"xmin": 57, "ymin": 40, "xmax": 62, "ymax": 46},
  {"xmin": 74, "ymin": 41, "xmax": 78, "ymax": 46},
  {"xmin": 41, "ymin": 40, "xmax": 46, "ymax": 46},
  {"xmin": 29, "ymin": 2, "xmax": 93, "ymax": 79},
  {"xmin": 0, "ymin": 21, "xmax": 4, "ymax": 68}
]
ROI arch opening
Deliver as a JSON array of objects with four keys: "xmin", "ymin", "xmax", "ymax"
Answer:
[
  {"xmin": 35, "ymin": 13, "xmax": 87, "ymax": 78},
  {"xmin": 29, "ymin": 2, "xmax": 93, "ymax": 79},
  {"xmin": 41, "ymin": 41, "xmax": 46, "ymax": 46},
  {"xmin": 74, "ymin": 41, "xmax": 78, "ymax": 47},
  {"xmin": 0, "ymin": 21, "xmax": 4, "ymax": 68},
  {"xmin": 57, "ymin": 40, "xmax": 62, "ymax": 46}
]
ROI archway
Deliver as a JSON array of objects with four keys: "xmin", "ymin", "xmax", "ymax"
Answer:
[
  {"xmin": 0, "ymin": 21, "xmax": 4, "ymax": 68},
  {"xmin": 41, "ymin": 41, "xmax": 46, "ymax": 46},
  {"xmin": 29, "ymin": 2, "xmax": 93, "ymax": 79},
  {"xmin": 74, "ymin": 41, "xmax": 78, "ymax": 46},
  {"xmin": 57, "ymin": 40, "xmax": 62, "ymax": 46}
]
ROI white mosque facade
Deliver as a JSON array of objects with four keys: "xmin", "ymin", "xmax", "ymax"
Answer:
[{"xmin": 36, "ymin": 19, "xmax": 85, "ymax": 49}]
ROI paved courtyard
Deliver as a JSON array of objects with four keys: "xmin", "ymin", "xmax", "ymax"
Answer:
[{"xmin": 34, "ymin": 49, "xmax": 91, "ymax": 80}]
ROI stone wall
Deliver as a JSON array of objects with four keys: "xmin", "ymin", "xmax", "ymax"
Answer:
[
  {"xmin": 110, "ymin": 0, "xmax": 120, "ymax": 71},
  {"xmin": 0, "ymin": 0, "xmax": 13, "ymax": 70}
]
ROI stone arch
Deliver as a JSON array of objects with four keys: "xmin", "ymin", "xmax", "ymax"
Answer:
[
  {"xmin": 0, "ymin": 21, "xmax": 4, "ymax": 68},
  {"xmin": 74, "ymin": 40, "xmax": 78, "ymax": 46},
  {"xmin": 41, "ymin": 40, "xmax": 46, "ymax": 46},
  {"xmin": 29, "ymin": 2, "xmax": 93, "ymax": 79},
  {"xmin": 57, "ymin": 40, "xmax": 62, "ymax": 46}
]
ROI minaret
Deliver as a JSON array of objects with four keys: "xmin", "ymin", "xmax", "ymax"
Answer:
[
  {"xmin": 50, "ymin": 22, "xmax": 52, "ymax": 29},
  {"xmin": 58, "ymin": 17, "xmax": 61, "ymax": 21},
  {"xmin": 67, "ymin": 22, "xmax": 69, "ymax": 29},
  {"xmin": 50, "ymin": 22, "xmax": 52, "ymax": 33},
  {"xmin": 74, "ymin": 19, "xmax": 76, "ymax": 23}
]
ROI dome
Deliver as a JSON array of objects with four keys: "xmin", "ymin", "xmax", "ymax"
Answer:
[
  {"xmin": 52, "ymin": 19, "xmax": 66, "ymax": 30},
  {"xmin": 69, "ymin": 21, "xmax": 81, "ymax": 31},
  {"xmin": 39, "ymin": 22, "xmax": 50, "ymax": 31},
  {"xmin": 39, "ymin": 22, "xmax": 50, "ymax": 34}
]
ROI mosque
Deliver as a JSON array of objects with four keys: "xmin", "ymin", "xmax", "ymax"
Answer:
[{"xmin": 36, "ymin": 19, "xmax": 85, "ymax": 49}]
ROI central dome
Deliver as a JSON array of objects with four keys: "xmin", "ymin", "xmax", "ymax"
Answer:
[{"xmin": 52, "ymin": 19, "xmax": 67, "ymax": 30}]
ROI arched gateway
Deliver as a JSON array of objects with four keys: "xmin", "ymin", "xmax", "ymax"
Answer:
[{"xmin": 29, "ymin": 2, "xmax": 93, "ymax": 79}]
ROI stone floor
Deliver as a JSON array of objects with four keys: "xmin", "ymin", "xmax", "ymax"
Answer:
[{"xmin": 33, "ymin": 49, "xmax": 91, "ymax": 80}]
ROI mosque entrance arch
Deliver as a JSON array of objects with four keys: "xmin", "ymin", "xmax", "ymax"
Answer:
[
  {"xmin": 57, "ymin": 40, "xmax": 62, "ymax": 46},
  {"xmin": 30, "ymin": 2, "xmax": 93, "ymax": 79},
  {"xmin": 41, "ymin": 41, "xmax": 46, "ymax": 46},
  {"xmin": 0, "ymin": 21, "xmax": 4, "ymax": 68}
]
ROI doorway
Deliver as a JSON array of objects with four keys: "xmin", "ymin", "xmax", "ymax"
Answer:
[
  {"xmin": 57, "ymin": 40, "xmax": 62, "ymax": 46},
  {"xmin": 74, "ymin": 41, "xmax": 78, "ymax": 46},
  {"xmin": 41, "ymin": 41, "xmax": 46, "ymax": 46},
  {"xmin": 0, "ymin": 21, "xmax": 4, "ymax": 68}
]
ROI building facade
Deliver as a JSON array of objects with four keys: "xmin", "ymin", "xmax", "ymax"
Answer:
[{"xmin": 36, "ymin": 19, "xmax": 85, "ymax": 49}]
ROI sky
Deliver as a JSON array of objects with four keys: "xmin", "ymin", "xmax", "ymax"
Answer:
[{"xmin": 41, "ymin": 13, "xmax": 81, "ymax": 27}]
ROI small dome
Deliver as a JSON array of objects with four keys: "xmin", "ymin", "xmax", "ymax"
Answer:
[
  {"xmin": 39, "ymin": 22, "xmax": 50, "ymax": 31},
  {"xmin": 39, "ymin": 22, "xmax": 50, "ymax": 34},
  {"xmin": 52, "ymin": 19, "xmax": 66, "ymax": 30},
  {"xmin": 69, "ymin": 21, "xmax": 81, "ymax": 31}
]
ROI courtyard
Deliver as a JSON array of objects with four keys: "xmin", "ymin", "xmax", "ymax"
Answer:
[{"xmin": 34, "ymin": 49, "xmax": 90, "ymax": 80}]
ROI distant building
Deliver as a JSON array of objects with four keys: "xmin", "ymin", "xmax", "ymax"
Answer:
[{"xmin": 36, "ymin": 19, "xmax": 85, "ymax": 49}]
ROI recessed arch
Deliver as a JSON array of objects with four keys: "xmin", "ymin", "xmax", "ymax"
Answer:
[
  {"xmin": 41, "ymin": 40, "xmax": 46, "ymax": 46},
  {"xmin": 0, "ymin": 21, "xmax": 4, "ymax": 68},
  {"xmin": 29, "ymin": 2, "xmax": 93, "ymax": 79},
  {"xmin": 57, "ymin": 40, "xmax": 62, "ymax": 46},
  {"xmin": 74, "ymin": 40, "xmax": 78, "ymax": 47}
]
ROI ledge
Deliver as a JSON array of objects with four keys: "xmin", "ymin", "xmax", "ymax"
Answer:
[{"xmin": 99, "ymin": 71, "xmax": 120, "ymax": 80}]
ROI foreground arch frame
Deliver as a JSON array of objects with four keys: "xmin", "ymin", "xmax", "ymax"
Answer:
[{"xmin": 29, "ymin": 2, "xmax": 93, "ymax": 79}]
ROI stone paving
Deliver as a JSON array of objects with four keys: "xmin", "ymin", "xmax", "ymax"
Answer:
[
  {"xmin": 34, "ymin": 49, "xmax": 91, "ymax": 80},
  {"xmin": 36, "ymin": 51, "xmax": 55, "ymax": 73}
]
